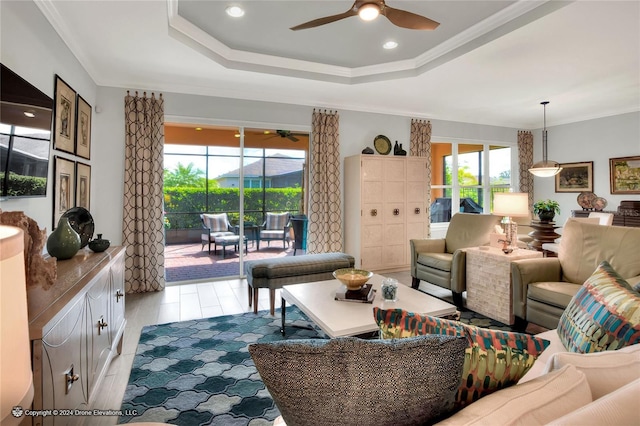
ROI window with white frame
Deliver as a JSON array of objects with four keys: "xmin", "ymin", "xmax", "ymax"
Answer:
[{"xmin": 430, "ymin": 140, "xmax": 513, "ymax": 224}]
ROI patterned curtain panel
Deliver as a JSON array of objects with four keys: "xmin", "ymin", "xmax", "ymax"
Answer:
[
  {"xmin": 307, "ymin": 110, "xmax": 343, "ymax": 253},
  {"xmin": 518, "ymin": 130, "xmax": 535, "ymax": 212},
  {"xmin": 410, "ymin": 119, "xmax": 433, "ymax": 236},
  {"xmin": 409, "ymin": 119, "xmax": 432, "ymax": 157},
  {"xmin": 123, "ymin": 91, "xmax": 165, "ymax": 293}
]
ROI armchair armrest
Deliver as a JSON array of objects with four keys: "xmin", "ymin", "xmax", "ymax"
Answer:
[
  {"xmin": 410, "ymin": 238, "xmax": 446, "ymax": 254},
  {"xmin": 511, "ymin": 258, "xmax": 562, "ymax": 320},
  {"xmin": 410, "ymin": 239, "xmax": 446, "ymax": 275},
  {"xmin": 450, "ymin": 249, "xmax": 468, "ymax": 293},
  {"xmin": 200, "ymin": 215, "xmax": 211, "ymax": 233}
]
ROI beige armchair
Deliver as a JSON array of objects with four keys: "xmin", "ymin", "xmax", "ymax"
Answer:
[
  {"xmin": 511, "ymin": 220, "xmax": 640, "ymax": 330},
  {"xmin": 410, "ymin": 213, "xmax": 502, "ymax": 307},
  {"xmin": 541, "ymin": 212, "xmax": 613, "ymax": 254}
]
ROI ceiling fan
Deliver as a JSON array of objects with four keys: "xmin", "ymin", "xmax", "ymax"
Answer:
[
  {"xmin": 266, "ymin": 130, "xmax": 307, "ymax": 142},
  {"xmin": 290, "ymin": 0, "xmax": 440, "ymax": 31}
]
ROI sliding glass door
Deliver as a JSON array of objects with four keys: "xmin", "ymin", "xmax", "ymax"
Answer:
[{"xmin": 163, "ymin": 125, "xmax": 308, "ymax": 283}]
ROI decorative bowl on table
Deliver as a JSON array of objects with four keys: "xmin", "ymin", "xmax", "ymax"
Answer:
[{"xmin": 333, "ymin": 268, "xmax": 373, "ymax": 291}]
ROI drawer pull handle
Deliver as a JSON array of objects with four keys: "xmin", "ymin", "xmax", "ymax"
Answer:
[
  {"xmin": 65, "ymin": 365, "xmax": 80, "ymax": 394},
  {"xmin": 371, "ymin": 209, "xmax": 377, "ymax": 216},
  {"xmin": 393, "ymin": 209, "xmax": 400, "ymax": 216},
  {"xmin": 98, "ymin": 317, "xmax": 108, "ymax": 334},
  {"xmin": 414, "ymin": 208, "xmax": 420, "ymax": 214},
  {"xmin": 116, "ymin": 289, "xmax": 124, "ymax": 302}
]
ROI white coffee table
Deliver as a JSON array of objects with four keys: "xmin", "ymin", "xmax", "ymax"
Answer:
[{"xmin": 280, "ymin": 274, "xmax": 457, "ymax": 338}]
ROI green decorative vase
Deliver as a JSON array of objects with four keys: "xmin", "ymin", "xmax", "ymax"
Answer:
[{"xmin": 47, "ymin": 217, "xmax": 81, "ymax": 260}]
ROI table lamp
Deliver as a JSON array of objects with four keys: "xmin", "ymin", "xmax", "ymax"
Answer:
[
  {"xmin": 493, "ymin": 193, "xmax": 530, "ymax": 249},
  {"xmin": 0, "ymin": 225, "xmax": 34, "ymax": 425}
]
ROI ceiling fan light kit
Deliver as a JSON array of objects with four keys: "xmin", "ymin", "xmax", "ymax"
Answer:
[
  {"xmin": 290, "ymin": 0, "xmax": 440, "ymax": 31},
  {"xmin": 358, "ymin": 3, "xmax": 380, "ymax": 21},
  {"xmin": 529, "ymin": 101, "xmax": 563, "ymax": 177}
]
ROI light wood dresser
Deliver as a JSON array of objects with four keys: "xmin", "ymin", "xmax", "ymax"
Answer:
[{"xmin": 27, "ymin": 246, "xmax": 126, "ymax": 426}]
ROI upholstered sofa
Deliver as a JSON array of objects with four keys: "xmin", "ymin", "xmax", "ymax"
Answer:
[
  {"xmin": 436, "ymin": 331, "xmax": 640, "ymax": 425},
  {"xmin": 265, "ymin": 259, "xmax": 640, "ymax": 426},
  {"xmin": 410, "ymin": 213, "xmax": 502, "ymax": 307},
  {"xmin": 511, "ymin": 220, "xmax": 640, "ymax": 329}
]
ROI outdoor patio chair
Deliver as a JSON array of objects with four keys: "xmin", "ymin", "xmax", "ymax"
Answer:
[
  {"xmin": 201, "ymin": 213, "xmax": 235, "ymax": 254},
  {"xmin": 257, "ymin": 212, "xmax": 291, "ymax": 250}
]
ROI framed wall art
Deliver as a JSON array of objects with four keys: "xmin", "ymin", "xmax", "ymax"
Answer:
[
  {"xmin": 76, "ymin": 162, "xmax": 91, "ymax": 210},
  {"xmin": 555, "ymin": 161, "xmax": 593, "ymax": 193},
  {"xmin": 610, "ymin": 156, "xmax": 640, "ymax": 194},
  {"xmin": 75, "ymin": 95, "xmax": 92, "ymax": 159},
  {"xmin": 53, "ymin": 75, "xmax": 76, "ymax": 154},
  {"xmin": 53, "ymin": 156, "xmax": 75, "ymax": 227}
]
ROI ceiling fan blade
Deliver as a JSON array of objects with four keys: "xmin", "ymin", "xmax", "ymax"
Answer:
[
  {"xmin": 290, "ymin": 9, "xmax": 358, "ymax": 31},
  {"xmin": 382, "ymin": 6, "xmax": 439, "ymax": 30},
  {"xmin": 288, "ymin": 135, "xmax": 300, "ymax": 142}
]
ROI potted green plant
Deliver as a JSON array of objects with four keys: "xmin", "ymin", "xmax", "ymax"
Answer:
[{"xmin": 533, "ymin": 199, "xmax": 561, "ymax": 223}]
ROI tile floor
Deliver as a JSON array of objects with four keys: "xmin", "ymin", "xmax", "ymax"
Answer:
[{"xmin": 87, "ymin": 271, "xmax": 415, "ymax": 425}]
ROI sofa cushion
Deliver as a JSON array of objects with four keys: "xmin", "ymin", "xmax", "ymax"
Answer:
[
  {"xmin": 542, "ymin": 343, "xmax": 640, "ymax": 399},
  {"xmin": 435, "ymin": 365, "xmax": 592, "ymax": 426},
  {"xmin": 557, "ymin": 261, "xmax": 640, "ymax": 353},
  {"xmin": 248, "ymin": 335, "xmax": 467, "ymax": 426},
  {"xmin": 519, "ymin": 329, "xmax": 567, "ymax": 383},
  {"xmin": 202, "ymin": 213, "xmax": 229, "ymax": 232},
  {"xmin": 527, "ymin": 281, "xmax": 582, "ymax": 309},
  {"xmin": 417, "ymin": 252, "xmax": 453, "ymax": 272},
  {"xmin": 373, "ymin": 308, "xmax": 550, "ymax": 408},
  {"xmin": 443, "ymin": 213, "xmax": 502, "ymax": 253},
  {"xmin": 558, "ymin": 220, "xmax": 640, "ymax": 285},
  {"xmin": 545, "ymin": 378, "xmax": 640, "ymax": 426},
  {"xmin": 265, "ymin": 212, "xmax": 289, "ymax": 230},
  {"xmin": 245, "ymin": 252, "xmax": 354, "ymax": 280}
]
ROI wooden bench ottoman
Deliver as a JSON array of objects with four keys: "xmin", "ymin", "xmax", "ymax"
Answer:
[{"xmin": 245, "ymin": 252, "xmax": 355, "ymax": 315}]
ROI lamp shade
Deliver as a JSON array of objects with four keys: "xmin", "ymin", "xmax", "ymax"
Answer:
[
  {"xmin": 0, "ymin": 225, "xmax": 33, "ymax": 425},
  {"xmin": 529, "ymin": 160, "xmax": 562, "ymax": 177},
  {"xmin": 493, "ymin": 193, "xmax": 530, "ymax": 217}
]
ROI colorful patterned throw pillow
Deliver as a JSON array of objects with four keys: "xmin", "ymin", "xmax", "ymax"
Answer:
[
  {"xmin": 373, "ymin": 307, "xmax": 550, "ymax": 408},
  {"xmin": 557, "ymin": 261, "xmax": 640, "ymax": 353},
  {"xmin": 249, "ymin": 335, "xmax": 467, "ymax": 426}
]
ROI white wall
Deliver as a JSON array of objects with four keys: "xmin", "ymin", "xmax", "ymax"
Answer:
[
  {"xmin": 0, "ymin": 0, "xmax": 97, "ymax": 231},
  {"xmin": 2, "ymin": 0, "xmax": 639, "ymax": 248},
  {"xmin": 532, "ymin": 112, "xmax": 640, "ymax": 225}
]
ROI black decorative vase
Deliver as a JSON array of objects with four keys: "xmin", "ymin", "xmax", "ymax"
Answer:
[
  {"xmin": 89, "ymin": 234, "xmax": 111, "ymax": 253},
  {"xmin": 538, "ymin": 210, "xmax": 555, "ymax": 223}
]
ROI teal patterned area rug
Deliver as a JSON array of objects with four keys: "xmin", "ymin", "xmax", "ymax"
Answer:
[{"xmin": 119, "ymin": 306, "xmax": 514, "ymax": 425}]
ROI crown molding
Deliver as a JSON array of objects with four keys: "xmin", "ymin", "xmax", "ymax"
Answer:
[{"xmin": 167, "ymin": 0, "xmax": 562, "ymax": 85}]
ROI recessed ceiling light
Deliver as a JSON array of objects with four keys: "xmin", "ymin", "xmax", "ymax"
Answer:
[
  {"xmin": 234, "ymin": 133, "xmax": 241, "ymax": 138},
  {"xmin": 23, "ymin": 111, "xmax": 35, "ymax": 118},
  {"xmin": 226, "ymin": 6, "xmax": 245, "ymax": 18},
  {"xmin": 195, "ymin": 127, "xmax": 202, "ymax": 131},
  {"xmin": 383, "ymin": 41, "xmax": 398, "ymax": 50}
]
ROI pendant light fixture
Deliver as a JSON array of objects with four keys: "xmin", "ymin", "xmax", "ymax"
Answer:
[{"xmin": 529, "ymin": 101, "xmax": 562, "ymax": 177}]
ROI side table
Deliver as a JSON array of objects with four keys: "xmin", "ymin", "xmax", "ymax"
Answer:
[
  {"xmin": 527, "ymin": 221, "xmax": 561, "ymax": 255},
  {"xmin": 234, "ymin": 223, "xmax": 259, "ymax": 247},
  {"xmin": 466, "ymin": 247, "xmax": 542, "ymax": 325}
]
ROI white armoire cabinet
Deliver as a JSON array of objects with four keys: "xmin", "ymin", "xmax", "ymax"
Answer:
[{"xmin": 344, "ymin": 155, "xmax": 429, "ymax": 272}]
